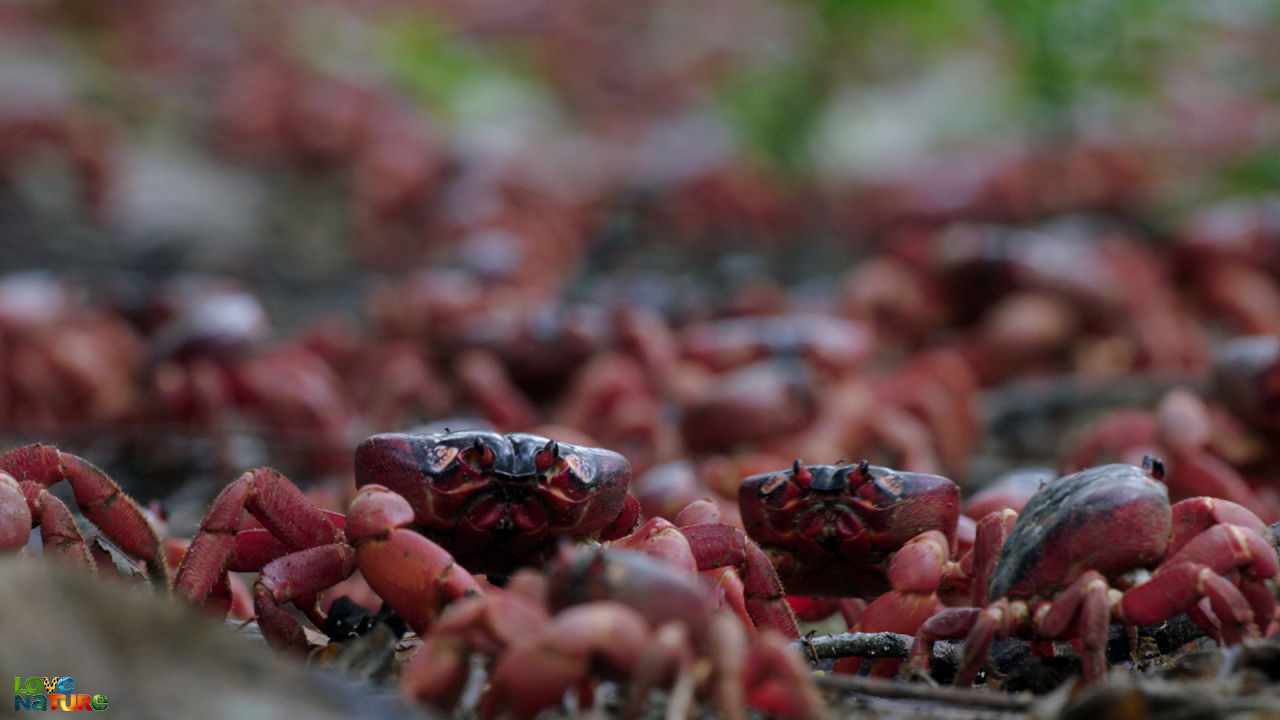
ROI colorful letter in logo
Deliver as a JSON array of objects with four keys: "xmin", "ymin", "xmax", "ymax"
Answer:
[{"xmin": 13, "ymin": 676, "xmax": 107, "ymax": 712}]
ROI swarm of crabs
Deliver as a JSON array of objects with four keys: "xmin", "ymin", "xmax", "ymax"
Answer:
[
  {"xmin": 4, "ymin": 414, "xmax": 1280, "ymax": 718},
  {"xmin": 9, "ymin": 181, "xmax": 1280, "ymax": 717},
  {"xmin": 8, "ymin": 3, "xmax": 1280, "ymax": 717}
]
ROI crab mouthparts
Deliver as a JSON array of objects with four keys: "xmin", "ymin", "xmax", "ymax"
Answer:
[
  {"xmin": 797, "ymin": 507, "xmax": 858, "ymax": 546},
  {"xmin": 466, "ymin": 492, "xmax": 549, "ymax": 533}
]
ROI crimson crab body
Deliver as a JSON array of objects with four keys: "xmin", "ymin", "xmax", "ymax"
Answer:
[
  {"xmin": 354, "ymin": 430, "xmax": 637, "ymax": 575},
  {"xmin": 984, "ymin": 462, "xmax": 1168, "ymax": 602},
  {"xmin": 174, "ymin": 430, "xmax": 640, "ymax": 648},
  {"xmin": 911, "ymin": 459, "xmax": 1280, "ymax": 685},
  {"xmin": 739, "ymin": 460, "xmax": 960, "ymax": 598}
]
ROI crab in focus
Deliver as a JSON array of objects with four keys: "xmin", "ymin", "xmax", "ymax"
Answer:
[
  {"xmin": 909, "ymin": 458, "xmax": 1280, "ymax": 685},
  {"xmin": 740, "ymin": 459, "xmax": 963, "ymax": 600},
  {"xmin": 173, "ymin": 430, "xmax": 641, "ymax": 644},
  {"xmin": 739, "ymin": 459, "xmax": 977, "ymax": 674}
]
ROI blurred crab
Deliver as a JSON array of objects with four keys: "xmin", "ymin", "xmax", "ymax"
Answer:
[
  {"xmin": 909, "ymin": 458, "xmax": 1279, "ymax": 685},
  {"xmin": 1065, "ymin": 386, "xmax": 1280, "ymax": 523},
  {"xmin": 144, "ymin": 278, "xmax": 356, "ymax": 475},
  {"xmin": 402, "ymin": 548, "xmax": 824, "ymax": 720},
  {"xmin": 0, "ymin": 275, "xmax": 144, "ymax": 436}
]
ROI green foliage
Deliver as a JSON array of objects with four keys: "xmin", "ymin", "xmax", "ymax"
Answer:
[
  {"xmin": 1212, "ymin": 144, "xmax": 1280, "ymax": 198},
  {"xmin": 717, "ymin": 0, "xmax": 1218, "ymax": 169},
  {"xmin": 986, "ymin": 0, "xmax": 1197, "ymax": 129},
  {"xmin": 378, "ymin": 14, "xmax": 544, "ymax": 121}
]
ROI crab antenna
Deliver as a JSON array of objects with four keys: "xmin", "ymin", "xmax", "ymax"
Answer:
[
  {"xmin": 1142, "ymin": 454, "xmax": 1166, "ymax": 481},
  {"xmin": 857, "ymin": 459, "xmax": 870, "ymax": 477},
  {"xmin": 536, "ymin": 439, "xmax": 559, "ymax": 471},
  {"xmin": 792, "ymin": 459, "xmax": 812, "ymax": 487}
]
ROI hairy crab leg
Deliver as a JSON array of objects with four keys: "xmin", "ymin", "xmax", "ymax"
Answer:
[
  {"xmin": 1, "ymin": 444, "xmax": 167, "ymax": 581},
  {"xmin": 175, "ymin": 467, "xmax": 342, "ymax": 605}
]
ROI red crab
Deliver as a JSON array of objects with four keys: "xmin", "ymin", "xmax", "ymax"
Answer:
[
  {"xmin": 178, "ymin": 428, "xmax": 798, "ymax": 640},
  {"xmin": 909, "ymin": 458, "xmax": 1280, "ymax": 685},
  {"xmin": 739, "ymin": 459, "xmax": 974, "ymax": 675},
  {"xmin": 403, "ymin": 548, "xmax": 824, "ymax": 720},
  {"xmin": 739, "ymin": 460, "xmax": 963, "ymax": 600},
  {"xmin": 173, "ymin": 430, "xmax": 642, "ymax": 645}
]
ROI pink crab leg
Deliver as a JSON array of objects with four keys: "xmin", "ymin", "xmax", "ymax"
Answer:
[
  {"xmin": 478, "ymin": 602, "xmax": 653, "ymax": 720},
  {"xmin": 254, "ymin": 543, "xmax": 359, "ymax": 648},
  {"xmin": 175, "ymin": 467, "xmax": 342, "ymax": 605},
  {"xmin": 227, "ymin": 510, "xmax": 347, "ymax": 571},
  {"xmin": 343, "ymin": 485, "xmax": 483, "ymax": 635},
  {"xmin": 1032, "ymin": 570, "xmax": 1111, "ymax": 682},
  {"xmin": 742, "ymin": 627, "xmax": 828, "ymax": 720},
  {"xmin": 1119, "ymin": 523, "xmax": 1278, "ymax": 633},
  {"xmin": 951, "ymin": 599, "xmax": 1022, "ymax": 686},
  {"xmin": 1169, "ymin": 497, "xmax": 1268, "ymax": 554},
  {"xmin": 0, "ymin": 444, "xmax": 167, "ymax": 581},
  {"xmin": 968, "ymin": 509, "xmax": 1017, "ymax": 605},
  {"xmin": 678, "ymin": 523, "xmax": 800, "ymax": 638},
  {"xmin": 402, "ymin": 592, "xmax": 549, "ymax": 711},
  {"xmin": 908, "ymin": 606, "xmax": 983, "ymax": 677},
  {"xmin": 1242, "ymin": 580, "xmax": 1279, "ymax": 636},
  {"xmin": 0, "ymin": 473, "xmax": 33, "ymax": 551},
  {"xmin": 2, "ymin": 471, "xmax": 95, "ymax": 570},
  {"xmin": 28, "ymin": 489, "xmax": 95, "ymax": 570}
]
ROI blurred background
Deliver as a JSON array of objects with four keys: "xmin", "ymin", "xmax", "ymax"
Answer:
[{"xmin": 4, "ymin": 0, "xmax": 1280, "ymax": 528}]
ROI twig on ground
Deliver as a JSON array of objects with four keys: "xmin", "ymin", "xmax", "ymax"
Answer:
[{"xmin": 796, "ymin": 614, "xmax": 1205, "ymax": 676}]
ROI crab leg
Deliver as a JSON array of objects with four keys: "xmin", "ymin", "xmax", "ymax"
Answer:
[
  {"xmin": 254, "ymin": 543, "xmax": 359, "ymax": 648},
  {"xmin": 968, "ymin": 509, "xmax": 1017, "ymax": 605},
  {"xmin": 1032, "ymin": 571, "xmax": 1111, "ymax": 682},
  {"xmin": 478, "ymin": 602, "xmax": 653, "ymax": 720},
  {"xmin": 175, "ymin": 467, "xmax": 342, "ymax": 605},
  {"xmin": 1, "ymin": 471, "xmax": 94, "ymax": 570},
  {"xmin": 1119, "ymin": 523, "xmax": 1278, "ymax": 641},
  {"xmin": 343, "ymin": 485, "xmax": 483, "ymax": 634},
  {"xmin": 907, "ymin": 606, "xmax": 983, "ymax": 678},
  {"xmin": 0, "ymin": 444, "xmax": 167, "ymax": 581},
  {"xmin": 678, "ymin": 523, "xmax": 799, "ymax": 638},
  {"xmin": 0, "ymin": 473, "xmax": 32, "ymax": 551}
]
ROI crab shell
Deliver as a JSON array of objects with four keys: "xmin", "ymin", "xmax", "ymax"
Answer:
[
  {"xmin": 986, "ymin": 462, "xmax": 1170, "ymax": 600},
  {"xmin": 739, "ymin": 462, "xmax": 960, "ymax": 597},
  {"xmin": 354, "ymin": 430, "xmax": 632, "ymax": 575},
  {"xmin": 547, "ymin": 547, "xmax": 716, "ymax": 645}
]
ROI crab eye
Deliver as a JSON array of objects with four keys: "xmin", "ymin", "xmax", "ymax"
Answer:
[
  {"xmin": 462, "ymin": 438, "xmax": 496, "ymax": 470},
  {"xmin": 791, "ymin": 459, "xmax": 813, "ymax": 488},
  {"xmin": 1142, "ymin": 455, "xmax": 1165, "ymax": 481},
  {"xmin": 535, "ymin": 439, "xmax": 560, "ymax": 472}
]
